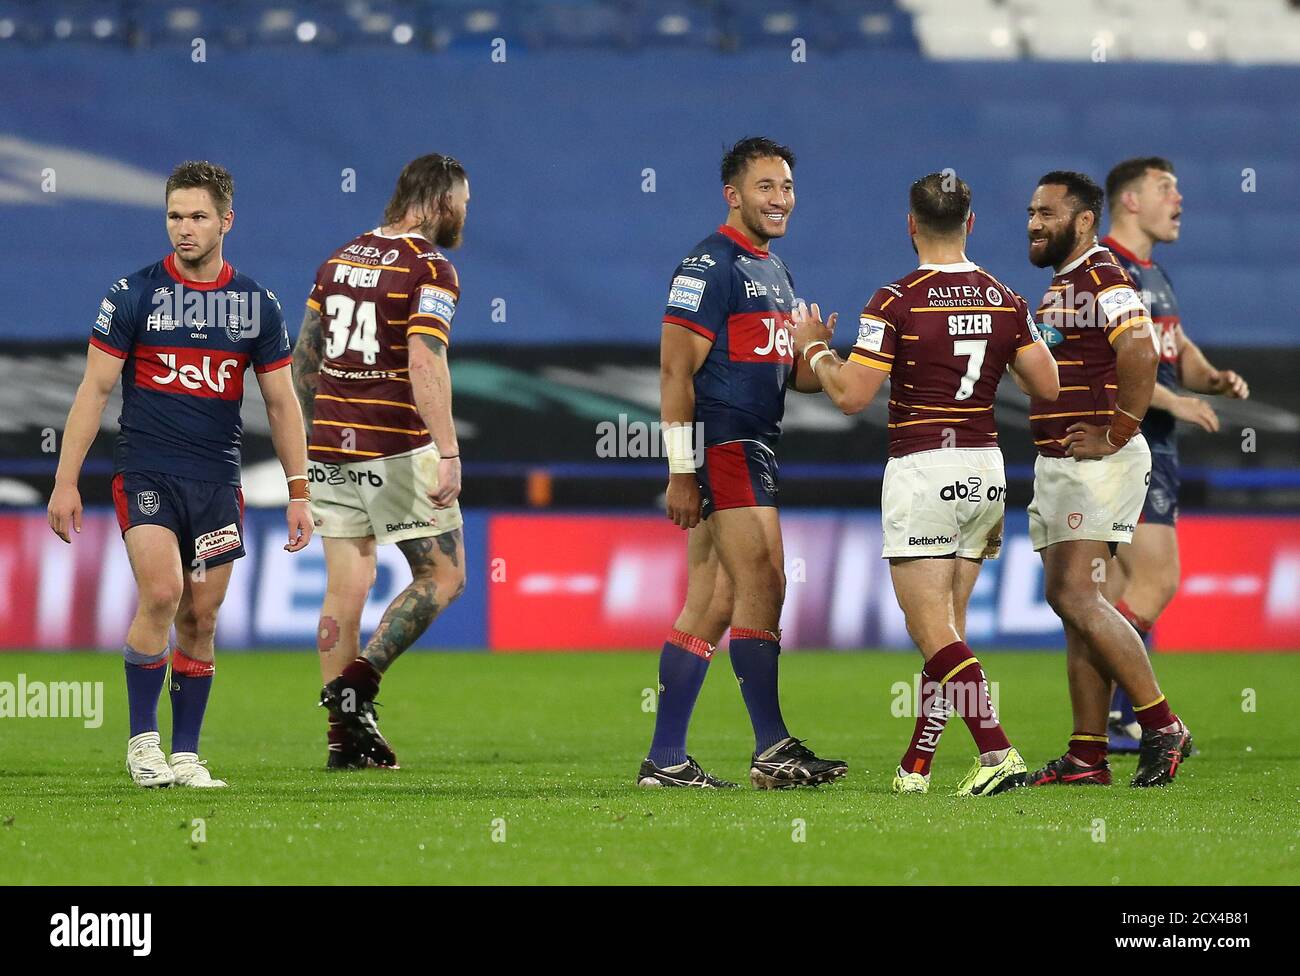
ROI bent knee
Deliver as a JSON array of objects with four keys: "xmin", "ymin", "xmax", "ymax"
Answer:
[
  {"xmin": 412, "ymin": 564, "xmax": 466, "ymax": 604},
  {"xmin": 176, "ymin": 603, "xmax": 219, "ymax": 640},
  {"xmin": 1045, "ymin": 582, "xmax": 1102, "ymax": 626},
  {"xmin": 138, "ymin": 580, "xmax": 183, "ymax": 617}
]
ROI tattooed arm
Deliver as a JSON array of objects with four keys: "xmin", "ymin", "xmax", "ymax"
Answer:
[{"xmin": 291, "ymin": 305, "xmax": 324, "ymax": 431}]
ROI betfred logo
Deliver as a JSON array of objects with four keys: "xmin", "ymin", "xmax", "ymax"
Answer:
[
  {"xmin": 135, "ymin": 346, "xmax": 247, "ymax": 400},
  {"xmin": 728, "ymin": 311, "xmax": 793, "ymax": 363}
]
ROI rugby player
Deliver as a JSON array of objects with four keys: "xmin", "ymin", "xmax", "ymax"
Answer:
[
  {"xmin": 1021, "ymin": 171, "xmax": 1191, "ymax": 788},
  {"xmin": 1099, "ymin": 157, "xmax": 1249, "ymax": 751},
  {"xmin": 292, "ymin": 155, "xmax": 468, "ymax": 769},
  {"xmin": 791, "ymin": 172, "xmax": 1059, "ymax": 796},
  {"xmin": 637, "ymin": 137, "xmax": 847, "ymax": 789},
  {"xmin": 47, "ymin": 161, "xmax": 311, "ymax": 788}
]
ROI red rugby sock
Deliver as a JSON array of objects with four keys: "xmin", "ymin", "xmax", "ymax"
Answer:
[
  {"xmin": 1133, "ymin": 695, "xmax": 1177, "ymax": 732},
  {"xmin": 924, "ymin": 641, "xmax": 1010, "ymax": 756},
  {"xmin": 1068, "ymin": 733, "xmax": 1108, "ymax": 767}
]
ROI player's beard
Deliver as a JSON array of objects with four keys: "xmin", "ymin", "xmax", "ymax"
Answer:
[
  {"xmin": 435, "ymin": 212, "xmax": 464, "ymax": 249},
  {"xmin": 1029, "ymin": 221, "xmax": 1078, "ymax": 269},
  {"xmin": 740, "ymin": 199, "xmax": 785, "ymax": 246}
]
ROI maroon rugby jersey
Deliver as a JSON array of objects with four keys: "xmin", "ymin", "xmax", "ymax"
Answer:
[
  {"xmin": 849, "ymin": 262, "xmax": 1041, "ymax": 458},
  {"xmin": 1029, "ymin": 244, "xmax": 1152, "ymax": 458},
  {"xmin": 306, "ymin": 230, "xmax": 460, "ymax": 462}
]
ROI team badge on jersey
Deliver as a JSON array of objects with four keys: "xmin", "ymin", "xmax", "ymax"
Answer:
[
  {"xmin": 224, "ymin": 313, "xmax": 244, "ymax": 342},
  {"xmin": 1097, "ymin": 286, "xmax": 1143, "ymax": 321},
  {"xmin": 417, "ymin": 285, "xmax": 456, "ymax": 324},
  {"xmin": 137, "ymin": 491, "xmax": 160, "ymax": 516},
  {"xmin": 668, "ymin": 275, "xmax": 707, "ymax": 313},
  {"xmin": 857, "ymin": 314, "xmax": 887, "ymax": 352},
  {"xmin": 95, "ymin": 298, "xmax": 115, "ymax": 335},
  {"xmin": 1024, "ymin": 310, "xmax": 1043, "ymax": 345}
]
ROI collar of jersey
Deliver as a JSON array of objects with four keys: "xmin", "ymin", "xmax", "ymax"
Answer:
[
  {"xmin": 1056, "ymin": 242, "xmax": 1108, "ymax": 277},
  {"xmin": 917, "ymin": 260, "xmax": 978, "ymax": 273},
  {"xmin": 1100, "ymin": 235, "xmax": 1153, "ymax": 269},
  {"xmin": 163, "ymin": 253, "xmax": 234, "ymax": 290},
  {"xmin": 717, "ymin": 224, "xmax": 770, "ymax": 259},
  {"xmin": 370, "ymin": 227, "xmax": 430, "ymax": 242}
]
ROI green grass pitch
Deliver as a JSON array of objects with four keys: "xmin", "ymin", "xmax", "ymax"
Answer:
[{"xmin": 0, "ymin": 650, "xmax": 1296, "ymax": 885}]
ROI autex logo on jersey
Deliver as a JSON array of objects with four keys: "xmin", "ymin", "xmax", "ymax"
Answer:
[
  {"xmin": 728, "ymin": 311, "xmax": 794, "ymax": 363},
  {"xmin": 134, "ymin": 346, "xmax": 248, "ymax": 400}
]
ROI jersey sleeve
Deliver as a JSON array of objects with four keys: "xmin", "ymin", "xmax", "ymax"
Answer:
[
  {"xmin": 1091, "ymin": 265, "xmax": 1151, "ymax": 345},
  {"xmin": 1012, "ymin": 290, "xmax": 1044, "ymax": 352},
  {"xmin": 88, "ymin": 280, "xmax": 137, "ymax": 360},
  {"xmin": 407, "ymin": 258, "xmax": 460, "ymax": 347},
  {"xmin": 306, "ymin": 261, "xmax": 327, "ymax": 314},
  {"xmin": 847, "ymin": 286, "xmax": 900, "ymax": 373},
  {"xmin": 252, "ymin": 289, "xmax": 292, "ymax": 373},
  {"xmin": 662, "ymin": 257, "xmax": 729, "ymax": 342}
]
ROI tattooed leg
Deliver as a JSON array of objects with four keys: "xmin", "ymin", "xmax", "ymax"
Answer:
[
  {"xmin": 362, "ymin": 529, "xmax": 466, "ymax": 673},
  {"xmin": 320, "ymin": 536, "xmax": 376, "ymax": 684}
]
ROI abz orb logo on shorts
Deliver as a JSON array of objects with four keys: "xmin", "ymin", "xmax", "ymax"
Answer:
[{"xmin": 1067, "ymin": 512, "xmax": 1083, "ymax": 530}]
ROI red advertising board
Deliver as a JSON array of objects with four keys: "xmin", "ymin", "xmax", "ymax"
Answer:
[
  {"xmin": 1155, "ymin": 517, "xmax": 1300, "ymax": 651},
  {"xmin": 3, "ymin": 510, "xmax": 1298, "ymax": 652},
  {"xmin": 487, "ymin": 515, "xmax": 687, "ymax": 650}
]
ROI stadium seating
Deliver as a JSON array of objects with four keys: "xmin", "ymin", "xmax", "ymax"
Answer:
[
  {"xmin": 0, "ymin": 0, "xmax": 1297, "ymax": 347},
  {"xmin": 2, "ymin": 1, "xmax": 1297, "ymax": 60}
]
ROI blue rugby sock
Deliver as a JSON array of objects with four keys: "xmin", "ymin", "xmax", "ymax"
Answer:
[
  {"xmin": 647, "ymin": 631, "xmax": 713, "ymax": 768},
  {"xmin": 123, "ymin": 644, "xmax": 168, "ymax": 738},
  {"xmin": 728, "ymin": 628, "xmax": 790, "ymax": 754},
  {"xmin": 169, "ymin": 648, "xmax": 214, "ymax": 754}
]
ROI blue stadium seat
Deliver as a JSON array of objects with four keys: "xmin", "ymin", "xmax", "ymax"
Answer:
[
  {"xmin": 127, "ymin": 0, "xmax": 273, "ymax": 48},
  {"xmin": 521, "ymin": 1, "xmax": 635, "ymax": 49},
  {"xmin": 1242, "ymin": 214, "xmax": 1300, "ymax": 261},
  {"xmin": 978, "ymin": 99, "xmax": 1073, "ymax": 147},
  {"xmin": 627, "ymin": 0, "xmax": 724, "ymax": 50},
  {"xmin": 813, "ymin": 0, "xmax": 914, "ymax": 51},
  {"xmin": 1165, "ymin": 210, "xmax": 1240, "ymax": 265},
  {"xmin": 424, "ymin": 0, "xmax": 533, "ymax": 51},
  {"xmin": 0, "ymin": 0, "xmax": 128, "ymax": 45},
  {"xmin": 720, "ymin": 0, "xmax": 814, "ymax": 49}
]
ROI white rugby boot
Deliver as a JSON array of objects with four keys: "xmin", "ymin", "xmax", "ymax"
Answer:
[
  {"xmin": 169, "ymin": 752, "xmax": 228, "ymax": 788},
  {"xmin": 892, "ymin": 766, "xmax": 930, "ymax": 795},
  {"xmin": 126, "ymin": 731, "xmax": 176, "ymax": 788}
]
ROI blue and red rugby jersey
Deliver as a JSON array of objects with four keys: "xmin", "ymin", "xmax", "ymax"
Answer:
[
  {"xmin": 89, "ymin": 254, "xmax": 291, "ymax": 486},
  {"xmin": 1102, "ymin": 235, "xmax": 1180, "ymax": 456},
  {"xmin": 662, "ymin": 224, "xmax": 798, "ymax": 450}
]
